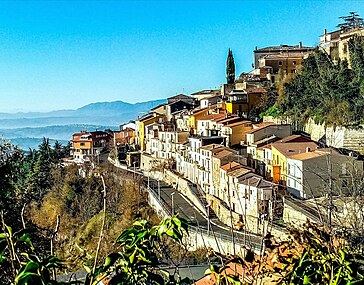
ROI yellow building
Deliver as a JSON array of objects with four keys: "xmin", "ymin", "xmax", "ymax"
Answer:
[
  {"xmin": 225, "ymin": 88, "xmax": 266, "ymax": 116},
  {"xmin": 319, "ymin": 27, "xmax": 364, "ymax": 64},
  {"xmin": 270, "ymin": 141, "xmax": 318, "ymax": 185},
  {"xmin": 137, "ymin": 113, "xmax": 162, "ymax": 151}
]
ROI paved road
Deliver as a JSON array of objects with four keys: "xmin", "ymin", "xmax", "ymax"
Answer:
[{"xmin": 145, "ymin": 176, "xmax": 263, "ymax": 249}]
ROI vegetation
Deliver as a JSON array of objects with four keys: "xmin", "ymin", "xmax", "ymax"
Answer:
[
  {"xmin": 338, "ymin": 12, "xmax": 364, "ymax": 31},
  {"xmin": 276, "ymin": 35, "xmax": 364, "ymax": 128},
  {"xmin": 1, "ymin": 214, "xmax": 364, "ymax": 284},
  {"xmin": 226, "ymin": 49, "xmax": 235, "ymax": 85}
]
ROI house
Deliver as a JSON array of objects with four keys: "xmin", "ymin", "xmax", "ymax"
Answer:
[
  {"xmin": 245, "ymin": 123, "xmax": 292, "ymax": 169},
  {"xmin": 211, "ymin": 147, "xmax": 240, "ymax": 196},
  {"xmin": 167, "ymin": 93, "xmax": 197, "ymax": 105},
  {"xmin": 113, "ymin": 127, "xmax": 136, "ymax": 146},
  {"xmin": 191, "ymin": 89, "xmax": 221, "ymax": 101},
  {"xmin": 286, "ymin": 148, "xmax": 363, "ymax": 198},
  {"xmin": 224, "ymin": 88, "xmax": 267, "ymax": 116},
  {"xmin": 200, "ymin": 95, "xmax": 222, "ymax": 109},
  {"xmin": 237, "ymin": 173, "xmax": 277, "ymax": 233},
  {"xmin": 146, "ymin": 130, "xmax": 188, "ymax": 160},
  {"xmin": 136, "ymin": 112, "xmax": 163, "ymax": 151},
  {"xmin": 220, "ymin": 120, "xmax": 253, "ymax": 147},
  {"xmin": 219, "ymin": 162, "xmax": 251, "ymax": 207},
  {"xmin": 269, "ymin": 141, "xmax": 319, "ymax": 185},
  {"xmin": 253, "ymin": 43, "xmax": 315, "ymax": 69},
  {"xmin": 180, "ymin": 136, "xmax": 226, "ymax": 187},
  {"xmin": 319, "ymin": 27, "xmax": 364, "ymax": 64},
  {"xmin": 196, "ymin": 113, "xmax": 227, "ymax": 136},
  {"xmin": 71, "ymin": 130, "xmax": 112, "ymax": 161},
  {"xmin": 258, "ymin": 53, "xmax": 307, "ymax": 82}
]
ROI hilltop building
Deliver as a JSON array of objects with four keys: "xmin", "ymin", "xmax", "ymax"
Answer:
[{"xmin": 71, "ymin": 130, "xmax": 112, "ymax": 161}]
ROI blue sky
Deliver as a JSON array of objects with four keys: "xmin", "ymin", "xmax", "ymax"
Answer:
[{"xmin": 0, "ymin": 0, "xmax": 363, "ymax": 112}]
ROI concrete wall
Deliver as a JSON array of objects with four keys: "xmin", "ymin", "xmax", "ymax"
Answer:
[{"xmin": 305, "ymin": 118, "xmax": 364, "ymax": 155}]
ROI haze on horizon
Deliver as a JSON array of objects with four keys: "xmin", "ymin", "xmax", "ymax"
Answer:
[{"xmin": 0, "ymin": 0, "xmax": 363, "ymax": 113}]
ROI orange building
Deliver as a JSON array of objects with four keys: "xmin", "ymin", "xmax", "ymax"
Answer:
[
  {"xmin": 113, "ymin": 127, "xmax": 136, "ymax": 146},
  {"xmin": 71, "ymin": 130, "xmax": 112, "ymax": 161}
]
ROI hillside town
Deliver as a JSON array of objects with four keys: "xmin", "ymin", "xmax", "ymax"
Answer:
[
  {"xmin": 67, "ymin": 20, "xmax": 364, "ymax": 243},
  {"xmin": 2, "ymin": 6, "xmax": 364, "ymax": 284}
]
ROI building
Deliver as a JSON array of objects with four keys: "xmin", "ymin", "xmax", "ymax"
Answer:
[
  {"xmin": 245, "ymin": 123, "xmax": 292, "ymax": 169},
  {"xmin": 180, "ymin": 136, "xmax": 226, "ymax": 187},
  {"xmin": 220, "ymin": 120, "xmax": 253, "ymax": 147},
  {"xmin": 167, "ymin": 93, "xmax": 197, "ymax": 106},
  {"xmin": 237, "ymin": 173, "xmax": 277, "ymax": 232},
  {"xmin": 191, "ymin": 89, "xmax": 221, "ymax": 101},
  {"xmin": 136, "ymin": 112, "xmax": 164, "ymax": 151},
  {"xmin": 270, "ymin": 141, "xmax": 319, "ymax": 185},
  {"xmin": 113, "ymin": 127, "xmax": 136, "ymax": 146},
  {"xmin": 71, "ymin": 130, "xmax": 112, "ymax": 161},
  {"xmin": 146, "ymin": 130, "xmax": 188, "ymax": 160},
  {"xmin": 258, "ymin": 53, "xmax": 307, "ymax": 82},
  {"xmin": 224, "ymin": 88, "xmax": 267, "ymax": 116},
  {"xmin": 319, "ymin": 27, "xmax": 364, "ymax": 64},
  {"xmin": 253, "ymin": 43, "xmax": 315, "ymax": 69},
  {"xmin": 286, "ymin": 148, "xmax": 363, "ymax": 198}
]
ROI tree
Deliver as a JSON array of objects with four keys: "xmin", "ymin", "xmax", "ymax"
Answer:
[
  {"xmin": 52, "ymin": 141, "xmax": 64, "ymax": 163},
  {"xmin": 338, "ymin": 12, "xmax": 364, "ymax": 31},
  {"xmin": 226, "ymin": 49, "xmax": 235, "ymax": 84}
]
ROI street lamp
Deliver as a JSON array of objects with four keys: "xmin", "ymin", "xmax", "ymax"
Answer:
[
  {"xmin": 158, "ymin": 178, "xmax": 161, "ymax": 200},
  {"xmin": 171, "ymin": 192, "xmax": 175, "ymax": 215},
  {"xmin": 133, "ymin": 161, "xmax": 137, "ymax": 174},
  {"xmin": 206, "ymin": 204, "xmax": 210, "ymax": 235}
]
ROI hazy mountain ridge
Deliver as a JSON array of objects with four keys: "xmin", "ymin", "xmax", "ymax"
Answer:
[
  {"xmin": 0, "ymin": 98, "xmax": 166, "ymax": 150},
  {"xmin": 0, "ymin": 124, "xmax": 117, "ymax": 141},
  {"xmin": 0, "ymin": 99, "xmax": 166, "ymax": 119}
]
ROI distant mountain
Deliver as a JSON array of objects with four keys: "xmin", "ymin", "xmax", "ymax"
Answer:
[
  {"xmin": 0, "ymin": 98, "xmax": 166, "ymax": 150},
  {"xmin": 0, "ymin": 99, "xmax": 167, "ymax": 120},
  {"xmin": 77, "ymin": 99, "xmax": 166, "ymax": 114},
  {"xmin": 0, "ymin": 124, "xmax": 117, "ymax": 141},
  {"xmin": 0, "ymin": 99, "xmax": 167, "ymax": 128}
]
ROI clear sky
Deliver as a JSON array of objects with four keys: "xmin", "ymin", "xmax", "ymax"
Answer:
[{"xmin": 0, "ymin": 0, "xmax": 363, "ymax": 112}]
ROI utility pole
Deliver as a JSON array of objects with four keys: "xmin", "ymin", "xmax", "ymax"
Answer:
[
  {"xmin": 327, "ymin": 150, "xmax": 333, "ymax": 229},
  {"xmin": 206, "ymin": 204, "xmax": 210, "ymax": 235},
  {"xmin": 158, "ymin": 178, "xmax": 161, "ymax": 201},
  {"xmin": 171, "ymin": 192, "xmax": 175, "ymax": 215}
]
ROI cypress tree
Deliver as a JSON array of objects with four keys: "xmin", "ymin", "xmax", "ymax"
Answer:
[{"xmin": 226, "ymin": 48, "xmax": 235, "ymax": 84}]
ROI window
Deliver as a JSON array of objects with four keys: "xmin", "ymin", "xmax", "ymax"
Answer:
[
  {"xmin": 80, "ymin": 142, "xmax": 85, "ymax": 146},
  {"xmin": 292, "ymin": 61, "xmax": 296, "ymax": 65},
  {"xmin": 278, "ymin": 61, "xmax": 283, "ymax": 66},
  {"xmin": 291, "ymin": 69, "xmax": 296, "ymax": 73}
]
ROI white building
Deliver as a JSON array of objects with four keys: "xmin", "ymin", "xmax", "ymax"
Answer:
[{"xmin": 286, "ymin": 149, "xmax": 363, "ymax": 199}]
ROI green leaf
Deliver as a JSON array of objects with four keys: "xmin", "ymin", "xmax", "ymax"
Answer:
[
  {"xmin": 303, "ymin": 275, "xmax": 311, "ymax": 284},
  {"xmin": 103, "ymin": 253, "xmax": 120, "ymax": 269}
]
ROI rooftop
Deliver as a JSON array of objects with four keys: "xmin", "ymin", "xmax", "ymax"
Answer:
[
  {"xmin": 213, "ymin": 149, "xmax": 236, "ymax": 159},
  {"xmin": 238, "ymin": 172, "xmax": 276, "ymax": 188},
  {"xmin": 223, "ymin": 120, "xmax": 252, "ymax": 128},
  {"xmin": 289, "ymin": 148, "xmax": 340, "ymax": 161},
  {"xmin": 220, "ymin": 161, "xmax": 241, "ymax": 171},
  {"xmin": 228, "ymin": 166, "xmax": 252, "ymax": 178},
  {"xmin": 254, "ymin": 44, "xmax": 315, "ymax": 53},
  {"xmin": 245, "ymin": 122, "xmax": 277, "ymax": 134},
  {"xmin": 191, "ymin": 89, "xmax": 221, "ymax": 96},
  {"xmin": 272, "ymin": 141, "xmax": 319, "ymax": 158}
]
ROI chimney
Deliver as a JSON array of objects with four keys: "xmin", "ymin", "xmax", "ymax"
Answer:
[
  {"xmin": 306, "ymin": 147, "xmax": 311, "ymax": 153},
  {"xmin": 324, "ymin": 28, "xmax": 327, "ymax": 35},
  {"xmin": 299, "ymin": 41, "xmax": 302, "ymax": 48}
]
